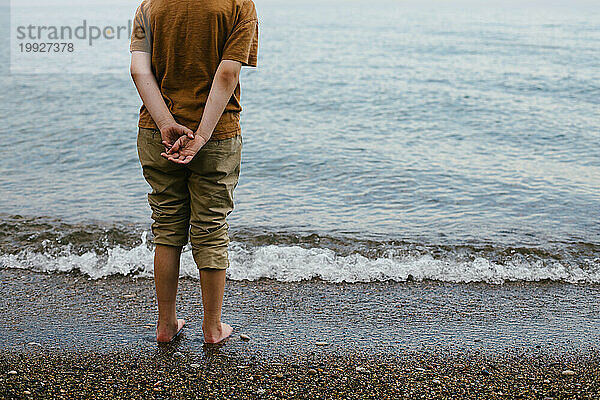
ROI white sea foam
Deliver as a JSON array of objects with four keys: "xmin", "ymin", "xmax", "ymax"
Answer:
[{"xmin": 1, "ymin": 233, "xmax": 599, "ymax": 284}]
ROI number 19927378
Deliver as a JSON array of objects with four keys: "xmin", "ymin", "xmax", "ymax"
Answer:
[{"xmin": 19, "ymin": 43, "xmax": 74, "ymax": 52}]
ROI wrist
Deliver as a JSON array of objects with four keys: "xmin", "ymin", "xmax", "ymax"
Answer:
[
  {"xmin": 195, "ymin": 127, "xmax": 212, "ymax": 143},
  {"xmin": 156, "ymin": 117, "xmax": 176, "ymax": 132}
]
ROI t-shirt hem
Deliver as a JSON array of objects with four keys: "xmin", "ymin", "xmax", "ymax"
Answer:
[{"xmin": 137, "ymin": 122, "xmax": 241, "ymax": 141}]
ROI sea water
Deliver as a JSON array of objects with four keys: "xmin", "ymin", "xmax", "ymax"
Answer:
[{"xmin": 0, "ymin": 0, "xmax": 599, "ymax": 283}]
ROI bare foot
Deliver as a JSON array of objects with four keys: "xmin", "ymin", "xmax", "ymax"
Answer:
[
  {"xmin": 203, "ymin": 322, "xmax": 233, "ymax": 344},
  {"xmin": 156, "ymin": 318, "xmax": 185, "ymax": 343}
]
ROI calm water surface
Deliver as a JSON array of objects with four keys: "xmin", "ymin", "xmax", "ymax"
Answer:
[{"xmin": 0, "ymin": 1, "xmax": 598, "ymax": 283}]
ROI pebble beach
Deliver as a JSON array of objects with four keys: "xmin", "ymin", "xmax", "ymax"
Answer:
[{"xmin": 1, "ymin": 268, "xmax": 600, "ymax": 399}]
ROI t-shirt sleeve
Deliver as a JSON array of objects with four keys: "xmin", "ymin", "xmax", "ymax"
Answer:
[
  {"xmin": 130, "ymin": 4, "xmax": 152, "ymax": 53},
  {"xmin": 222, "ymin": 0, "xmax": 259, "ymax": 67}
]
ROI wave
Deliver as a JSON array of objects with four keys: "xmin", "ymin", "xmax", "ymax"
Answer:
[{"xmin": 1, "ymin": 231, "xmax": 599, "ymax": 284}]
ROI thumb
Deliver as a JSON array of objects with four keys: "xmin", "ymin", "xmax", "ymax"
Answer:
[{"xmin": 181, "ymin": 125, "xmax": 194, "ymax": 139}]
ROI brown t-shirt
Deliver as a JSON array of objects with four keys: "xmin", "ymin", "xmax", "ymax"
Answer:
[{"xmin": 130, "ymin": 0, "xmax": 259, "ymax": 140}]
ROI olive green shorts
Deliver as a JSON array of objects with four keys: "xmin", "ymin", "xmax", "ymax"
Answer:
[{"xmin": 137, "ymin": 127, "xmax": 242, "ymax": 270}]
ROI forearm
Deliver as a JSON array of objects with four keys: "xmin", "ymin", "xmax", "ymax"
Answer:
[
  {"xmin": 132, "ymin": 72, "xmax": 174, "ymax": 130},
  {"xmin": 196, "ymin": 69, "xmax": 240, "ymax": 141}
]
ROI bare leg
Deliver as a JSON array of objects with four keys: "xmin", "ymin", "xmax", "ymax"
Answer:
[
  {"xmin": 154, "ymin": 244, "xmax": 185, "ymax": 342},
  {"xmin": 200, "ymin": 269, "xmax": 233, "ymax": 343}
]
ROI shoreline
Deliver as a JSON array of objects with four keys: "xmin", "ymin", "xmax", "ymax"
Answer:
[
  {"xmin": 1, "ymin": 268, "xmax": 600, "ymax": 398},
  {"xmin": 1, "ymin": 268, "xmax": 600, "ymax": 354}
]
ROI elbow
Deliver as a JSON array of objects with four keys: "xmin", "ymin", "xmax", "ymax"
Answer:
[
  {"xmin": 215, "ymin": 67, "xmax": 240, "ymax": 87},
  {"xmin": 130, "ymin": 65, "xmax": 141, "ymax": 79},
  {"xmin": 130, "ymin": 67, "xmax": 148, "ymax": 82},
  {"xmin": 130, "ymin": 65, "xmax": 138, "ymax": 80}
]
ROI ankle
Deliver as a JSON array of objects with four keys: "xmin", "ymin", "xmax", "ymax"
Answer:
[
  {"xmin": 203, "ymin": 319, "xmax": 222, "ymax": 331},
  {"xmin": 157, "ymin": 318, "xmax": 178, "ymax": 329}
]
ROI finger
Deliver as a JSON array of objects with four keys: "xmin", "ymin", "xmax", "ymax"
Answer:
[
  {"xmin": 162, "ymin": 140, "xmax": 172, "ymax": 148},
  {"xmin": 170, "ymin": 155, "xmax": 191, "ymax": 164},
  {"xmin": 178, "ymin": 155, "xmax": 193, "ymax": 164},
  {"xmin": 167, "ymin": 141, "xmax": 181, "ymax": 155},
  {"xmin": 162, "ymin": 151, "xmax": 180, "ymax": 159}
]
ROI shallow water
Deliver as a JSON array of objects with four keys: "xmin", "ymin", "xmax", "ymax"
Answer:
[{"xmin": 0, "ymin": 1, "xmax": 599, "ymax": 283}]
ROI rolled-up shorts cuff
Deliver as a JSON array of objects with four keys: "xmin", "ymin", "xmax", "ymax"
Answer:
[
  {"xmin": 151, "ymin": 223, "xmax": 189, "ymax": 247},
  {"xmin": 153, "ymin": 238, "xmax": 189, "ymax": 247},
  {"xmin": 192, "ymin": 251, "xmax": 230, "ymax": 270}
]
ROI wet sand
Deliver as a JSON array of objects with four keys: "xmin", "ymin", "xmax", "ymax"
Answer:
[{"xmin": 1, "ymin": 268, "xmax": 600, "ymax": 398}]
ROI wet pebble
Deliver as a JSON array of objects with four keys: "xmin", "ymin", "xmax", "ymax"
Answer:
[
  {"xmin": 23, "ymin": 390, "xmax": 31, "ymax": 395},
  {"xmin": 481, "ymin": 368, "xmax": 491, "ymax": 376},
  {"xmin": 315, "ymin": 341, "xmax": 328, "ymax": 346},
  {"xmin": 275, "ymin": 372, "xmax": 284, "ymax": 380},
  {"xmin": 173, "ymin": 352, "xmax": 184, "ymax": 358},
  {"xmin": 561, "ymin": 370, "xmax": 575, "ymax": 376},
  {"xmin": 190, "ymin": 363, "xmax": 201, "ymax": 368},
  {"xmin": 432, "ymin": 379, "xmax": 441, "ymax": 385},
  {"xmin": 307, "ymin": 369, "xmax": 317, "ymax": 375},
  {"xmin": 7, "ymin": 370, "xmax": 17, "ymax": 375},
  {"xmin": 356, "ymin": 366, "xmax": 370, "ymax": 374},
  {"xmin": 240, "ymin": 334, "xmax": 251, "ymax": 341}
]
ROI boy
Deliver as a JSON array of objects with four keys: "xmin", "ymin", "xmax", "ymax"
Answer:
[{"xmin": 130, "ymin": 0, "xmax": 258, "ymax": 343}]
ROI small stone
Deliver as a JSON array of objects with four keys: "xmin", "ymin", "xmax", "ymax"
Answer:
[
  {"xmin": 257, "ymin": 388, "xmax": 266, "ymax": 395},
  {"xmin": 123, "ymin": 294, "xmax": 136, "ymax": 299},
  {"xmin": 307, "ymin": 368, "xmax": 318, "ymax": 375},
  {"xmin": 7, "ymin": 371, "xmax": 17, "ymax": 375},
  {"xmin": 543, "ymin": 379, "xmax": 551, "ymax": 383},
  {"xmin": 60, "ymin": 389, "xmax": 66, "ymax": 393},
  {"xmin": 190, "ymin": 363, "xmax": 201, "ymax": 368},
  {"xmin": 415, "ymin": 367, "xmax": 426, "ymax": 372},
  {"xmin": 173, "ymin": 352, "xmax": 184, "ymax": 358},
  {"xmin": 275, "ymin": 372, "xmax": 284, "ymax": 380},
  {"xmin": 481, "ymin": 368, "xmax": 491, "ymax": 376},
  {"xmin": 355, "ymin": 366, "xmax": 370, "ymax": 374},
  {"xmin": 153, "ymin": 381, "xmax": 162, "ymax": 387},
  {"xmin": 27, "ymin": 342, "xmax": 42, "ymax": 347},
  {"xmin": 23, "ymin": 390, "xmax": 31, "ymax": 395},
  {"xmin": 317, "ymin": 368, "xmax": 323, "ymax": 373},
  {"xmin": 432, "ymin": 379, "xmax": 441, "ymax": 385},
  {"xmin": 315, "ymin": 341, "xmax": 328, "ymax": 346},
  {"xmin": 240, "ymin": 334, "xmax": 251, "ymax": 341},
  {"xmin": 561, "ymin": 370, "xmax": 575, "ymax": 376},
  {"xmin": 144, "ymin": 325, "xmax": 154, "ymax": 329},
  {"xmin": 237, "ymin": 365, "xmax": 250, "ymax": 369}
]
